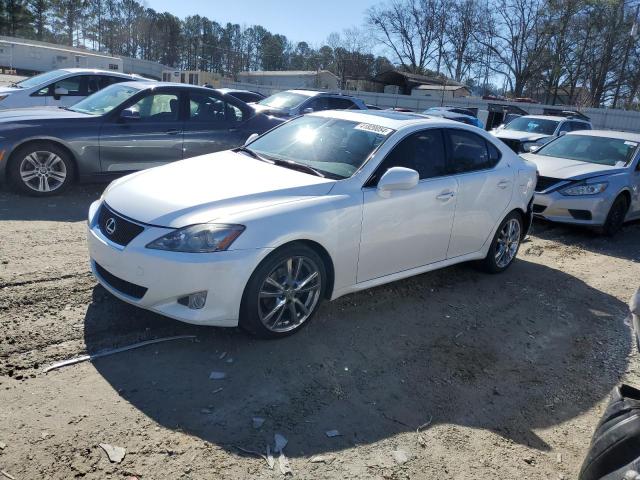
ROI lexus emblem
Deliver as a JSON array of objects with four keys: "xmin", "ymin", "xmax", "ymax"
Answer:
[{"xmin": 105, "ymin": 217, "xmax": 117, "ymax": 235}]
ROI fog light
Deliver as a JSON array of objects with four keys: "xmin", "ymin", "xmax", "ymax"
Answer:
[{"xmin": 178, "ymin": 291, "xmax": 207, "ymax": 309}]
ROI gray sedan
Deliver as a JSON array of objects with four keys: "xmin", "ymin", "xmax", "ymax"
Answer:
[
  {"xmin": 0, "ymin": 82, "xmax": 282, "ymax": 196},
  {"xmin": 523, "ymin": 130, "xmax": 640, "ymax": 235}
]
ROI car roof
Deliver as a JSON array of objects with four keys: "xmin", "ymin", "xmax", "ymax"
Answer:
[
  {"xmin": 58, "ymin": 68, "xmax": 146, "ymax": 79},
  {"xmin": 568, "ymin": 129, "xmax": 640, "ymax": 142},
  {"xmin": 216, "ymin": 88, "xmax": 259, "ymax": 94},
  {"xmin": 117, "ymin": 81, "xmax": 215, "ymax": 91},
  {"xmin": 522, "ymin": 114, "xmax": 589, "ymax": 123},
  {"xmin": 309, "ymin": 109, "xmax": 464, "ymax": 130}
]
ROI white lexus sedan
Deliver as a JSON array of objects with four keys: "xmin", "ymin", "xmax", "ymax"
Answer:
[{"xmin": 87, "ymin": 110, "xmax": 536, "ymax": 338}]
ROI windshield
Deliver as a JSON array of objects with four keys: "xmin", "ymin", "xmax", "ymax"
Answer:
[
  {"xmin": 504, "ymin": 117, "xmax": 559, "ymax": 135},
  {"xmin": 15, "ymin": 69, "xmax": 68, "ymax": 89},
  {"xmin": 248, "ymin": 115, "xmax": 394, "ymax": 179},
  {"xmin": 535, "ymin": 134, "xmax": 638, "ymax": 167},
  {"xmin": 258, "ymin": 91, "xmax": 309, "ymax": 110},
  {"xmin": 69, "ymin": 83, "xmax": 141, "ymax": 115}
]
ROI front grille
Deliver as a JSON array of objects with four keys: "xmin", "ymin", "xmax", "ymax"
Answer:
[
  {"xmin": 97, "ymin": 204, "xmax": 145, "ymax": 246},
  {"xmin": 535, "ymin": 176, "xmax": 563, "ymax": 193},
  {"xmin": 499, "ymin": 138, "xmax": 521, "ymax": 153},
  {"xmin": 95, "ymin": 262, "xmax": 148, "ymax": 299}
]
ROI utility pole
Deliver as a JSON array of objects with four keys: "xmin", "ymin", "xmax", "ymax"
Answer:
[{"xmin": 612, "ymin": 3, "xmax": 640, "ymax": 109}]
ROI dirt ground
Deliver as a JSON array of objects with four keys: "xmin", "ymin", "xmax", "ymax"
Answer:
[{"xmin": 0, "ymin": 183, "xmax": 638, "ymax": 480}]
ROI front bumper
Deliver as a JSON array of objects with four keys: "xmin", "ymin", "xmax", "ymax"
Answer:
[
  {"xmin": 86, "ymin": 203, "xmax": 271, "ymax": 327},
  {"xmin": 532, "ymin": 190, "xmax": 613, "ymax": 226}
]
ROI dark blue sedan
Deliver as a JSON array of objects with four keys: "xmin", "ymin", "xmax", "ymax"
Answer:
[{"xmin": 0, "ymin": 82, "xmax": 282, "ymax": 196}]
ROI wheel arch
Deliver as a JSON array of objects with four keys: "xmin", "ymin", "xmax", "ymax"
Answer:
[
  {"xmin": 8, "ymin": 138, "xmax": 79, "ymax": 181},
  {"xmin": 263, "ymin": 239, "xmax": 336, "ymax": 300}
]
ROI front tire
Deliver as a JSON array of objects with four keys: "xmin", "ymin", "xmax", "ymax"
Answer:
[
  {"xmin": 481, "ymin": 211, "xmax": 523, "ymax": 273},
  {"xmin": 8, "ymin": 142, "xmax": 75, "ymax": 196},
  {"xmin": 240, "ymin": 244, "xmax": 326, "ymax": 339},
  {"xmin": 599, "ymin": 195, "xmax": 628, "ymax": 236}
]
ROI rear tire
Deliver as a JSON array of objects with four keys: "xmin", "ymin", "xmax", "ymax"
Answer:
[
  {"xmin": 239, "ymin": 244, "xmax": 326, "ymax": 339},
  {"xmin": 481, "ymin": 211, "xmax": 523, "ymax": 273},
  {"xmin": 599, "ymin": 195, "xmax": 628, "ymax": 236},
  {"xmin": 8, "ymin": 142, "xmax": 75, "ymax": 196}
]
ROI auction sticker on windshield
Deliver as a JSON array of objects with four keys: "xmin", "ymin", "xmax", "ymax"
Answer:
[{"xmin": 355, "ymin": 123, "xmax": 393, "ymax": 135}]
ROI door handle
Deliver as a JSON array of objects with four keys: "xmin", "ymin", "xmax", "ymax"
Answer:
[
  {"xmin": 436, "ymin": 191, "xmax": 455, "ymax": 201},
  {"xmin": 497, "ymin": 179, "xmax": 511, "ymax": 189},
  {"xmin": 165, "ymin": 129, "xmax": 181, "ymax": 135}
]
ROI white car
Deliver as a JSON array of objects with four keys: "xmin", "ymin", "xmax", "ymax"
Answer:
[
  {"xmin": 0, "ymin": 68, "xmax": 148, "ymax": 109},
  {"xmin": 87, "ymin": 110, "xmax": 536, "ymax": 338},
  {"xmin": 491, "ymin": 114, "xmax": 592, "ymax": 153}
]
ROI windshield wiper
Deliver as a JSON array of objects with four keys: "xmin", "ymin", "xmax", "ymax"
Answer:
[
  {"xmin": 234, "ymin": 145, "xmax": 272, "ymax": 164},
  {"xmin": 270, "ymin": 158, "xmax": 326, "ymax": 178}
]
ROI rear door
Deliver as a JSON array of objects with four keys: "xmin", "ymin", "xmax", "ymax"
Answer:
[
  {"xmin": 99, "ymin": 88, "xmax": 184, "ymax": 172},
  {"xmin": 445, "ymin": 128, "xmax": 514, "ymax": 258},
  {"xmin": 182, "ymin": 90, "xmax": 247, "ymax": 158}
]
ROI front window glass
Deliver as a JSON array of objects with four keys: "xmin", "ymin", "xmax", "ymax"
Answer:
[
  {"xmin": 15, "ymin": 69, "xmax": 67, "ymax": 89},
  {"xmin": 249, "ymin": 115, "xmax": 394, "ymax": 179},
  {"xmin": 504, "ymin": 117, "xmax": 559, "ymax": 135},
  {"xmin": 69, "ymin": 83, "xmax": 140, "ymax": 115},
  {"xmin": 535, "ymin": 134, "xmax": 638, "ymax": 167},
  {"xmin": 130, "ymin": 93, "xmax": 179, "ymax": 121},
  {"xmin": 258, "ymin": 91, "xmax": 309, "ymax": 109}
]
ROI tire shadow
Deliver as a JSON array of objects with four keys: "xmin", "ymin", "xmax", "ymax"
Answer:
[{"xmin": 84, "ymin": 259, "xmax": 632, "ymax": 457}]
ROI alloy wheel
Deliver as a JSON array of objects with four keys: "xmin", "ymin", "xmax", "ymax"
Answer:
[
  {"xmin": 257, "ymin": 256, "xmax": 322, "ymax": 333},
  {"xmin": 495, "ymin": 218, "xmax": 521, "ymax": 268},
  {"xmin": 19, "ymin": 151, "xmax": 67, "ymax": 193}
]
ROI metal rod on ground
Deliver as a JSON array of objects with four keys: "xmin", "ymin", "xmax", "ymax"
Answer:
[{"xmin": 43, "ymin": 335, "xmax": 197, "ymax": 373}]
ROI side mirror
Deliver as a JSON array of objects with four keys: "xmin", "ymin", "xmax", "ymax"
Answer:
[
  {"xmin": 120, "ymin": 108, "xmax": 140, "ymax": 120},
  {"xmin": 302, "ymin": 107, "xmax": 314, "ymax": 114},
  {"xmin": 244, "ymin": 133, "xmax": 260, "ymax": 145},
  {"xmin": 559, "ymin": 131, "xmax": 567, "ymax": 136},
  {"xmin": 377, "ymin": 167, "xmax": 419, "ymax": 196}
]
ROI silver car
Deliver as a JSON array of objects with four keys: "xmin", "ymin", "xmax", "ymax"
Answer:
[{"xmin": 522, "ymin": 130, "xmax": 640, "ymax": 235}]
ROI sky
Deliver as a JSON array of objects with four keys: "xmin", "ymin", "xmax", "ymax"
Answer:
[{"xmin": 144, "ymin": 0, "xmax": 378, "ymax": 46}]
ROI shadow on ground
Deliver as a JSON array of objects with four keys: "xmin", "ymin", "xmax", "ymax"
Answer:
[
  {"xmin": 84, "ymin": 259, "xmax": 631, "ymax": 457},
  {"xmin": 530, "ymin": 218, "xmax": 640, "ymax": 262},
  {"xmin": 0, "ymin": 184, "xmax": 104, "ymax": 222}
]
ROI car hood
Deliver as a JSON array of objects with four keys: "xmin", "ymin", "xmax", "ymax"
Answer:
[
  {"xmin": 251, "ymin": 104, "xmax": 291, "ymax": 117},
  {"xmin": 103, "ymin": 150, "xmax": 336, "ymax": 228},
  {"xmin": 0, "ymin": 86, "xmax": 21, "ymax": 94},
  {"xmin": 0, "ymin": 106, "xmax": 90, "ymax": 122},
  {"xmin": 493, "ymin": 129, "xmax": 549, "ymax": 142},
  {"xmin": 521, "ymin": 153, "xmax": 625, "ymax": 180}
]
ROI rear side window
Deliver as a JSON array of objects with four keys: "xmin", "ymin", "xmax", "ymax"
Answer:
[
  {"xmin": 371, "ymin": 129, "xmax": 447, "ymax": 183},
  {"xmin": 328, "ymin": 97, "xmax": 357, "ymax": 109},
  {"xmin": 570, "ymin": 121, "xmax": 590, "ymax": 131},
  {"xmin": 446, "ymin": 129, "xmax": 500, "ymax": 174},
  {"xmin": 188, "ymin": 92, "xmax": 244, "ymax": 123}
]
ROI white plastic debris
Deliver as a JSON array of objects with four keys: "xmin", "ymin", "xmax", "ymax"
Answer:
[
  {"xmin": 274, "ymin": 433, "xmax": 288, "ymax": 452},
  {"xmin": 392, "ymin": 448, "xmax": 411, "ymax": 465},
  {"xmin": 209, "ymin": 371, "xmax": 226, "ymax": 380},
  {"xmin": 278, "ymin": 451, "xmax": 292, "ymax": 475},
  {"xmin": 99, "ymin": 443, "xmax": 126, "ymax": 463},
  {"xmin": 0, "ymin": 442, "xmax": 6, "ymax": 450},
  {"xmin": 325, "ymin": 429, "xmax": 341, "ymax": 437},
  {"xmin": 252, "ymin": 417, "xmax": 265, "ymax": 429},
  {"xmin": 310, "ymin": 455, "xmax": 332, "ymax": 463},
  {"xmin": 266, "ymin": 445, "xmax": 275, "ymax": 469}
]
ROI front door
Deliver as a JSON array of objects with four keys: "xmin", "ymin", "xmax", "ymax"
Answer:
[
  {"xmin": 445, "ymin": 128, "xmax": 514, "ymax": 258},
  {"xmin": 357, "ymin": 129, "xmax": 458, "ymax": 282},
  {"xmin": 183, "ymin": 91, "xmax": 247, "ymax": 158},
  {"xmin": 44, "ymin": 75, "xmax": 85, "ymax": 107},
  {"xmin": 99, "ymin": 90, "xmax": 184, "ymax": 173}
]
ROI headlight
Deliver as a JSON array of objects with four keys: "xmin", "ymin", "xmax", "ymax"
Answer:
[
  {"xmin": 560, "ymin": 182, "xmax": 608, "ymax": 196},
  {"xmin": 0, "ymin": 94, "xmax": 8, "ymax": 102},
  {"xmin": 146, "ymin": 224, "xmax": 245, "ymax": 253}
]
